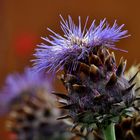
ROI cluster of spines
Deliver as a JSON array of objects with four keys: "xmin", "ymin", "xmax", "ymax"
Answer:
[{"xmin": 53, "ymin": 46, "xmax": 140, "ymax": 136}]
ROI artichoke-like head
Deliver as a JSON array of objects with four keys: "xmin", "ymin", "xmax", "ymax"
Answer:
[
  {"xmin": 33, "ymin": 16, "xmax": 138, "ymax": 133},
  {"xmin": 54, "ymin": 46, "xmax": 137, "ymax": 132}
]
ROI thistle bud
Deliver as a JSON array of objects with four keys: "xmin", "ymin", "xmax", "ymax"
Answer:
[
  {"xmin": 0, "ymin": 68, "xmax": 72, "ymax": 140},
  {"xmin": 56, "ymin": 46, "xmax": 137, "ymax": 130},
  {"xmin": 33, "ymin": 16, "xmax": 137, "ymax": 137}
]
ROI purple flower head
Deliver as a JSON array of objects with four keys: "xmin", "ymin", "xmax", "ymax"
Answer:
[
  {"xmin": 0, "ymin": 68, "xmax": 51, "ymax": 114},
  {"xmin": 33, "ymin": 15, "xmax": 129, "ymax": 73}
]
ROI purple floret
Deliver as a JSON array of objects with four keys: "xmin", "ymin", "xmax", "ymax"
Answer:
[{"xmin": 33, "ymin": 15, "xmax": 129, "ymax": 73}]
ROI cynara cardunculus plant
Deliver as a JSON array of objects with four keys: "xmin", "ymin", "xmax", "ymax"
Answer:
[
  {"xmin": 0, "ymin": 68, "xmax": 73, "ymax": 140},
  {"xmin": 33, "ymin": 16, "xmax": 139, "ymax": 140}
]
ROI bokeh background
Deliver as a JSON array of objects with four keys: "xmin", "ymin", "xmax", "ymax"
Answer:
[{"xmin": 0, "ymin": 0, "xmax": 140, "ymax": 139}]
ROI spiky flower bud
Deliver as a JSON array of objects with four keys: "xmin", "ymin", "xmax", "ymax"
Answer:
[
  {"xmin": 115, "ymin": 113, "xmax": 140, "ymax": 140},
  {"xmin": 33, "ymin": 16, "xmax": 138, "ymax": 136},
  {"xmin": 0, "ymin": 68, "xmax": 72, "ymax": 140},
  {"xmin": 113, "ymin": 64, "xmax": 140, "ymax": 140},
  {"xmin": 57, "ymin": 46, "xmax": 137, "ymax": 129}
]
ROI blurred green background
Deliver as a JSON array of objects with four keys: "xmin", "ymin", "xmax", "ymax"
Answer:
[{"xmin": 0, "ymin": 0, "xmax": 140, "ymax": 139}]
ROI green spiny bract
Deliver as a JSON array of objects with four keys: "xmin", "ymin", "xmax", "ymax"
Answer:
[
  {"xmin": 54, "ymin": 46, "xmax": 138, "ymax": 133},
  {"xmin": 78, "ymin": 113, "xmax": 140, "ymax": 140}
]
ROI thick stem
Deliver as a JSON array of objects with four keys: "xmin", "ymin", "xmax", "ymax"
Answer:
[{"xmin": 102, "ymin": 123, "xmax": 116, "ymax": 140}]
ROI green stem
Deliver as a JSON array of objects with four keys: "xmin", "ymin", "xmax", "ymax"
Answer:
[{"xmin": 102, "ymin": 123, "xmax": 116, "ymax": 140}]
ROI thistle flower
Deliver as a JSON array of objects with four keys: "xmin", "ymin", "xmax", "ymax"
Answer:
[
  {"xmin": 0, "ymin": 68, "xmax": 50, "ymax": 113},
  {"xmin": 33, "ymin": 16, "xmax": 129, "ymax": 73},
  {"xmin": 54, "ymin": 45, "xmax": 138, "ymax": 129},
  {"xmin": 0, "ymin": 68, "xmax": 73, "ymax": 140},
  {"xmin": 32, "ymin": 16, "xmax": 138, "ymax": 140},
  {"xmin": 113, "ymin": 64, "xmax": 140, "ymax": 140}
]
